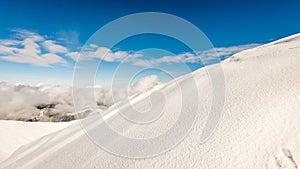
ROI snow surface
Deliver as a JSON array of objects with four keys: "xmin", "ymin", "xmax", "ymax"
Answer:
[
  {"xmin": 0, "ymin": 120, "xmax": 74, "ymax": 163},
  {"xmin": 1, "ymin": 33, "xmax": 300, "ymax": 168}
]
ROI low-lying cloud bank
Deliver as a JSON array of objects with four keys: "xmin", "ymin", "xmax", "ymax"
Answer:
[
  {"xmin": 0, "ymin": 82, "xmax": 74, "ymax": 121},
  {"xmin": 0, "ymin": 75, "xmax": 162, "ymax": 122}
]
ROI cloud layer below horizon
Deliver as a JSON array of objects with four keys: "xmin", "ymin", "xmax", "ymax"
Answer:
[{"xmin": 0, "ymin": 75, "xmax": 162, "ymax": 121}]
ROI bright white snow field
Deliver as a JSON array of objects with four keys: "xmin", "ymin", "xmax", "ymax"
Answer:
[
  {"xmin": 1, "ymin": 33, "xmax": 300, "ymax": 168},
  {"xmin": 0, "ymin": 120, "xmax": 74, "ymax": 163}
]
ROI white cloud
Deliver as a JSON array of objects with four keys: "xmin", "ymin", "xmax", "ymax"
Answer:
[
  {"xmin": 130, "ymin": 75, "xmax": 162, "ymax": 93},
  {"xmin": 132, "ymin": 43, "xmax": 261, "ymax": 67},
  {"xmin": 0, "ymin": 29, "xmax": 68, "ymax": 67},
  {"xmin": 0, "ymin": 29, "xmax": 261, "ymax": 68},
  {"xmin": 202, "ymin": 44, "xmax": 261, "ymax": 58},
  {"xmin": 0, "ymin": 82, "xmax": 73, "ymax": 120},
  {"xmin": 0, "ymin": 76, "xmax": 162, "ymax": 121},
  {"xmin": 0, "ymin": 45, "xmax": 19, "ymax": 54},
  {"xmin": 42, "ymin": 40, "xmax": 68, "ymax": 53},
  {"xmin": 66, "ymin": 52, "xmax": 79, "ymax": 60},
  {"xmin": 0, "ymin": 39, "xmax": 21, "ymax": 46},
  {"xmin": 67, "ymin": 44, "xmax": 143, "ymax": 62},
  {"xmin": 67, "ymin": 43, "xmax": 260, "ymax": 67}
]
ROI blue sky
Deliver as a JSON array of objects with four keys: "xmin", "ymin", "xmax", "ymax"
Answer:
[{"xmin": 0, "ymin": 0, "xmax": 299, "ymax": 85}]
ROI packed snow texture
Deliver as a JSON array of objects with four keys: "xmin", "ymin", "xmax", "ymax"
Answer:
[
  {"xmin": 0, "ymin": 120, "xmax": 74, "ymax": 163},
  {"xmin": 1, "ymin": 34, "xmax": 300, "ymax": 168},
  {"xmin": 0, "ymin": 75, "xmax": 162, "ymax": 121}
]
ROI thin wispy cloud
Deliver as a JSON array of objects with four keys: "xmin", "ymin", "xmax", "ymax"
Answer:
[
  {"xmin": 69, "ymin": 43, "xmax": 260, "ymax": 67},
  {"xmin": 66, "ymin": 44, "xmax": 143, "ymax": 62},
  {"xmin": 132, "ymin": 43, "xmax": 261, "ymax": 67},
  {"xmin": 42, "ymin": 40, "xmax": 68, "ymax": 53}
]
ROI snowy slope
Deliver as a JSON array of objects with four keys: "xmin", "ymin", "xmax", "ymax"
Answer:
[
  {"xmin": 1, "ymin": 33, "xmax": 300, "ymax": 169},
  {"xmin": 0, "ymin": 120, "xmax": 74, "ymax": 163}
]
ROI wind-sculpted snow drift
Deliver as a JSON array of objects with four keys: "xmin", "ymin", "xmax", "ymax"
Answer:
[
  {"xmin": 0, "ymin": 120, "xmax": 74, "ymax": 163},
  {"xmin": 1, "ymin": 34, "xmax": 300, "ymax": 168}
]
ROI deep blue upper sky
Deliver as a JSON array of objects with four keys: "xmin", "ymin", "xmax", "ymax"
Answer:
[
  {"xmin": 1, "ymin": 0, "xmax": 299, "ymax": 46},
  {"xmin": 0, "ymin": 0, "xmax": 299, "ymax": 85}
]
